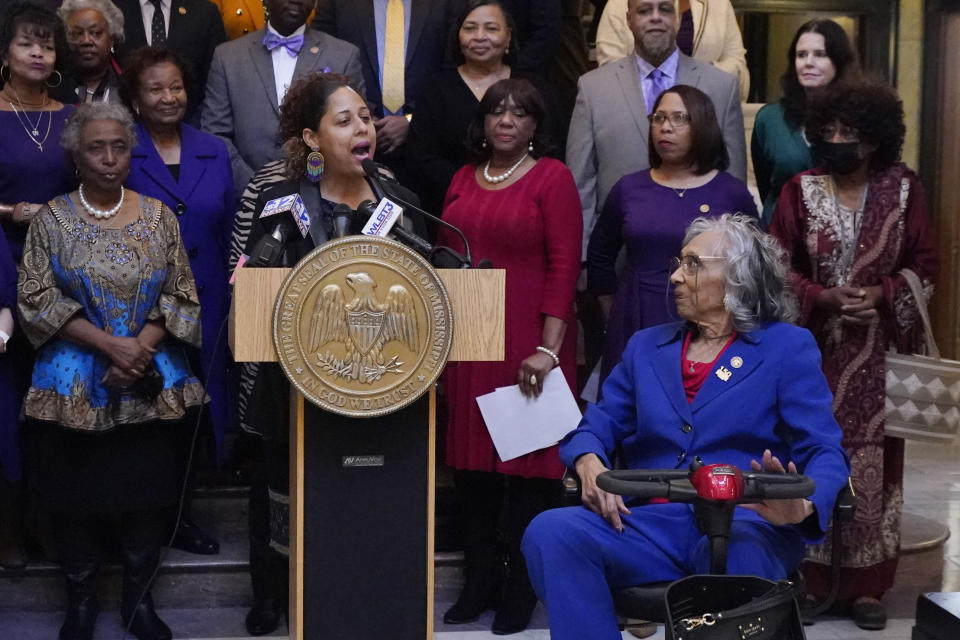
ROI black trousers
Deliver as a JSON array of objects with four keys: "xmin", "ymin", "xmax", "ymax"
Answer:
[{"xmin": 248, "ymin": 437, "xmax": 288, "ymax": 602}]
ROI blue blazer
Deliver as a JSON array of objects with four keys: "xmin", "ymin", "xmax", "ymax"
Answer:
[
  {"xmin": 561, "ymin": 321, "xmax": 850, "ymax": 537},
  {"xmin": 127, "ymin": 122, "xmax": 236, "ymax": 452}
]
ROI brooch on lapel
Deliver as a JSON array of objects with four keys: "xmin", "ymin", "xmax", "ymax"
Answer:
[
  {"xmin": 715, "ymin": 366, "xmax": 732, "ymax": 382},
  {"xmin": 730, "ymin": 356, "xmax": 743, "ymax": 369},
  {"xmin": 179, "ymin": 6, "xmax": 186, "ymax": 14}
]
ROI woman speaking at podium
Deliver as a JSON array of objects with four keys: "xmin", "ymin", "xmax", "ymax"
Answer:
[
  {"xmin": 438, "ymin": 78, "xmax": 582, "ymax": 634},
  {"xmin": 228, "ymin": 72, "xmax": 422, "ymax": 636}
]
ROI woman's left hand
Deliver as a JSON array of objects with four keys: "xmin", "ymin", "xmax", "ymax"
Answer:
[
  {"xmin": 517, "ymin": 351, "xmax": 555, "ymax": 398},
  {"xmin": 840, "ymin": 285, "xmax": 883, "ymax": 326},
  {"xmin": 740, "ymin": 449, "xmax": 815, "ymax": 526}
]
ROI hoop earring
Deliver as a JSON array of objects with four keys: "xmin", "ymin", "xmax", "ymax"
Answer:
[
  {"xmin": 305, "ymin": 147, "xmax": 325, "ymax": 182},
  {"xmin": 0, "ymin": 65, "xmax": 9, "ymax": 84},
  {"xmin": 45, "ymin": 70, "xmax": 62, "ymax": 88}
]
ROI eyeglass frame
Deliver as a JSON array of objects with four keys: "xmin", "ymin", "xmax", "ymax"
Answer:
[
  {"xmin": 671, "ymin": 254, "xmax": 725, "ymax": 276},
  {"xmin": 648, "ymin": 111, "xmax": 692, "ymax": 128},
  {"xmin": 819, "ymin": 123, "xmax": 859, "ymax": 143}
]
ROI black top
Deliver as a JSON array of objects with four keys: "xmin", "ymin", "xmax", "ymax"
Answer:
[{"xmin": 406, "ymin": 68, "xmax": 565, "ymax": 217}]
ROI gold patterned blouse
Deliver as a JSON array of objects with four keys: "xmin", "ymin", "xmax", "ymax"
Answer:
[{"xmin": 17, "ymin": 194, "xmax": 205, "ymax": 431}]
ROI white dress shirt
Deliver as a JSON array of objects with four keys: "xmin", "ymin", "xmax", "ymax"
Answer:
[
  {"xmin": 266, "ymin": 23, "xmax": 306, "ymax": 106},
  {"xmin": 140, "ymin": 0, "xmax": 171, "ymax": 46}
]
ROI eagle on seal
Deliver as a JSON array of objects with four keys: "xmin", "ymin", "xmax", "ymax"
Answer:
[{"xmin": 308, "ymin": 271, "xmax": 419, "ymax": 382}]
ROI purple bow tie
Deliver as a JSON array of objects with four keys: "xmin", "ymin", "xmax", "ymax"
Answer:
[{"xmin": 262, "ymin": 32, "xmax": 304, "ymax": 57}]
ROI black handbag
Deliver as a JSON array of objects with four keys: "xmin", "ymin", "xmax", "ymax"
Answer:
[{"xmin": 665, "ymin": 575, "xmax": 805, "ymax": 640}]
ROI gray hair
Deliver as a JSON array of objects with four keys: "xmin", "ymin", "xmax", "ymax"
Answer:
[
  {"xmin": 60, "ymin": 102, "xmax": 137, "ymax": 154},
  {"xmin": 58, "ymin": 0, "xmax": 125, "ymax": 44},
  {"xmin": 683, "ymin": 213, "xmax": 798, "ymax": 332}
]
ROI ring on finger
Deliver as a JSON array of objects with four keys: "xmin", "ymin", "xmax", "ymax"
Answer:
[{"xmin": 529, "ymin": 374, "xmax": 537, "ymax": 386}]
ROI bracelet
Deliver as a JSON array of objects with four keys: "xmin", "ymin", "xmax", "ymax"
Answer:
[{"xmin": 536, "ymin": 345, "xmax": 560, "ymax": 367}]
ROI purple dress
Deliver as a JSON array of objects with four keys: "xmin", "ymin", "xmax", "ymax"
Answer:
[
  {"xmin": 0, "ymin": 107, "xmax": 76, "ymax": 260},
  {"xmin": 0, "ymin": 228, "xmax": 17, "ymax": 479},
  {"xmin": 587, "ymin": 170, "xmax": 757, "ymax": 378}
]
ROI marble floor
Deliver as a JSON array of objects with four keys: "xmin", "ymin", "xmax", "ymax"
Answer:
[{"xmin": 1, "ymin": 440, "xmax": 957, "ymax": 639}]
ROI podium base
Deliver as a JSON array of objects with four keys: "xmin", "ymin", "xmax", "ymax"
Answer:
[{"xmin": 290, "ymin": 390, "xmax": 435, "ymax": 640}]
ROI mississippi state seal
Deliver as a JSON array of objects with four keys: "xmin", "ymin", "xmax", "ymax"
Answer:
[{"xmin": 273, "ymin": 236, "xmax": 453, "ymax": 417}]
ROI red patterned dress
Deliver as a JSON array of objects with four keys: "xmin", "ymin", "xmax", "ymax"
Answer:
[
  {"xmin": 439, "ymin": 158, "xmax": 582, "ymax": 479},
  {"xmin": 769, "ymin": 163, "xmax": 938, "ymax": 599}
]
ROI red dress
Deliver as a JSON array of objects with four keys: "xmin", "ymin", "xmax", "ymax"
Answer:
[{"xmin": 439, "ymin": 158, "xmax": 582, "ymax": 479}]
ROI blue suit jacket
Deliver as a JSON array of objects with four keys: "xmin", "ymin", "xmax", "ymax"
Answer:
[
  {"xmin": 127, "ymin": 122, "xmax": 236, "ymax": 451},
  {"xmin": 561, "ymin": 321, "xmax": 850, "ymax": 536}
]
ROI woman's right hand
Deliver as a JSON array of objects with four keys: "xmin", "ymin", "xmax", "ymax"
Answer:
[
  {"xmin": 575, "ymin": 453, "xmax": 631, "ymax": 532},
  {"xmin": 815, "ymin": 286, "xmax": 865, "ymax": 314},
  {"xmin": 103, "ymin": 335, "xmax": 155, "ymax": 375},
  {"xmin": 101, "ymin": 364, "xmax": 139, "ymax": 389}
]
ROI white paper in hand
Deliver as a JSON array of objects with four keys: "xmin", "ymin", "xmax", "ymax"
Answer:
[{"xmin": 476, "ymin": 369, "xmax": 582, "ymax": 462}]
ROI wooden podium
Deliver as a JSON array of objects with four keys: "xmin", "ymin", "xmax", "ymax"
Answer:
[{"xmin": 230, "ymin": 266, "xmax": 504, "ymax": 640}]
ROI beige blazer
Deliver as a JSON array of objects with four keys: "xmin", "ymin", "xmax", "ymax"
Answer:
[{"xmin": 596, "ymin": 0, "xmax": 749, "ymax": 101}]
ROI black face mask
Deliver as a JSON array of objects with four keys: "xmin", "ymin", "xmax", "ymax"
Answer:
[{"xmin": 815, "ymin": 141, "xmax": 863, "ymax": 175}]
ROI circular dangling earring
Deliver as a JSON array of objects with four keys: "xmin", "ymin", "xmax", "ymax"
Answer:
[
  {"xmin": 306, "ymin": 146, "xmax": 325, "ymax": 182},
  {"xmin": 45, "ymin": 70, "xmax": 63, "ymax": 88},
  {"xmin": 482, "ymin": 138, "xmax": 488, "ymax": 149},
  {"xmin": 528, "ymin": 139, "xmax": 534, "ymax": 152}
]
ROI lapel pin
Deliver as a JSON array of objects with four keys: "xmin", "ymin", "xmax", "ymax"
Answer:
[
  {"xmin": 699, "ymin": 204, "xmax": 710, "ymax": 213},
  {"xmin": 179, "ymin": 6, "xmax": 187, "ymax": 14},
  {"xmin": 310, "ymin": 46, "xmax": 320, "ymax": 54},
  {"xmin": 715, "ymin": 366, "xmax": 732, "ymax": 382},
  {"xmin": 730, "ymin": 356, "xmax": 743, "ymax": 369}
]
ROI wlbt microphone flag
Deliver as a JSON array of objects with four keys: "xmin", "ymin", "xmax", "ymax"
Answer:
[{"xmin": 361, "ymin": 197, "xmax": 404, "ymax": 237}]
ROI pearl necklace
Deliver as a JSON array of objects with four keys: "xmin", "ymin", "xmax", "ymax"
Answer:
[
  {"xmin": 483, "ymin": 152, "xmax": 528, "ymax": 184},
  {"xmin": 78, "ymin": 184, "xmax": 125, "ymax": 219}
]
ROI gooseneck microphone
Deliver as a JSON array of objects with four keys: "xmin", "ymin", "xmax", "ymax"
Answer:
[{"xmin": 361, "ymin": 159, "xmax": 474, "ymax": 268}]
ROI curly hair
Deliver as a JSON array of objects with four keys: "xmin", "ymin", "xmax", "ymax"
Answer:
[
  {"xmin": 0, "ymin": 1, "xmax": 71, "ymax": 87},
  {"xmin": 683, "ymin": 214, "xmax": 798, "ymax": 332},
  {"xmin": 120, "ymin": 46, "xmax": 195, "ymax": 114},
  {"xmin": 450, "ymin": 0, "xmax": 518, "ymax": 67},
  {"xmin": 779, "ymin": 19, "xmax": 858, "ymax": 128},
  {"xmin": 58, "ymin": 0, "xmax": 125, "ymax": 45},
  {"xmin": 60, "ymin": 101, "xmax": 137, "ymax": 154},
  {"xmin": 277, "ymin": 72, "xmax": 361, "ymax": 179},
  {"xmin": 464, "ymin": 77, "xmax": 555, "ymax": 162},
  {"xmin": 805, "ymin": 79, "xmax": 905, "ymax": 172}
]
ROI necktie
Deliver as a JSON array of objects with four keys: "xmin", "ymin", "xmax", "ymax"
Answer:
[
  {"xmin": 381, "ymin": 0, "xmax": 405, "ymax": 113},
  {"xmin": 646, "ymin": 68, "xmax": 670, "ymax": 115},
  {"xmin": 262, "ymin": 32, "xmax": 305, "ymax": 57},
  {"xmin": 150, "ymin": 0, "xmax": 166, "ymax": 46}
]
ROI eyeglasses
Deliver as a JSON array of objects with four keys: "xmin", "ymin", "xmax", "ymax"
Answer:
[
  {"xmin": 671, "ymin": 254, "xmax": 725, "ymax": 275},
  {"xmin": 820, "ymin": 124, "xmax": 859, "ymax": 142},
  {"xmin": 648, "ymin": 111, "xmax": 691, "ymax": 128}
]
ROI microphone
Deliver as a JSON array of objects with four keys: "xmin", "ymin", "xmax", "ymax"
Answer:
[
  {"xmin": 248, "ymin": 193, "xmax": 311, "ymax": 267},
  {"xmin": 332, "ymin": 203, "xmax": 353, "ymax": 238},
  {"xmin": 357, "ymin": 199, "xmax": 433, "ymax": 258},
  {"xmin": 361, "ymin": 159, "xmax": 474, "ymax": 268}
]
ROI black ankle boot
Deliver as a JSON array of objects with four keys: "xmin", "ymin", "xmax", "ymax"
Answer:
[
  {"xmin": 59, "ymin": 564, "xmax": 99, "ymax": 640},
  {"xmin": 490, "ymin": 555, "xmax": 537, "ymax": 635},
  {"xmin": 121, "ymin": 589, "xmax": 172, "ymax": 640},
  {"xmin": 443, "ymin": 559, "xmax": 503, "ymax": 624}
]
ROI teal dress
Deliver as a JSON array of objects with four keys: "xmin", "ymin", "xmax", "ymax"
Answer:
[{"xmin": 751, "ymin": 102, "xmax": 813, "ymax": 227}]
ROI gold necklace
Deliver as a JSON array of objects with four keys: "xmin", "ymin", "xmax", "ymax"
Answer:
[{"xmin": 5, "ymin": 86, "xmax": 52, "ymax": 150}]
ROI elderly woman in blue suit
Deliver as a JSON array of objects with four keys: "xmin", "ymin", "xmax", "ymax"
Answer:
[
  {"xmin": 122, "ymin": 47, "xmax": 235, "ymax": 556},
  {"xmin": 522, "ymin": 214, "xmax": 850, "ymax": 640}
]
